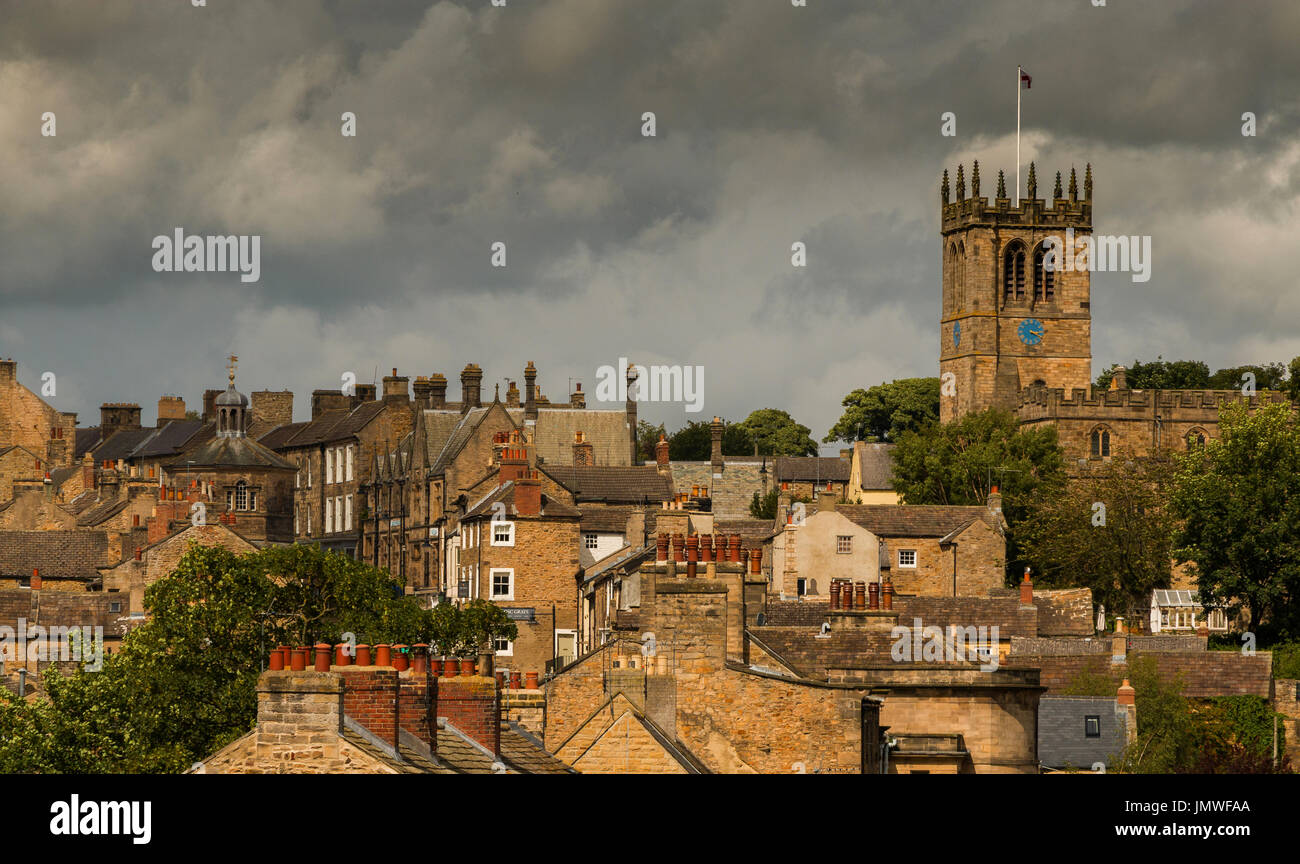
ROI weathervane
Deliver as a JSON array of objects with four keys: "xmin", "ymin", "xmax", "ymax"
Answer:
[{"xmin": 227, "ymin": 354, "xmax": 238, "ymax": 385}]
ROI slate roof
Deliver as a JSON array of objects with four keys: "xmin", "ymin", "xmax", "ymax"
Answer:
[
  {"xmin": 0, "ymin": 588, "xmax": 132, "ymax": 635},
  {"xmin": 579, "ymin": 506, "xmax": 636, "ymax": 534},
  {"xmin": 89, "ymin": 428, "xmax": 154, "ymax": 463},
  {"xmin": 263, "ymin": 401, "xmax": 388, "ymax": 450},
  {"xmin": 74, "ymin": 428, "xmax": 102, "ymax": 458},
  {"xmin": 75, "ymin": 496, "xmax": 131, "ymax": 527},
  {"xmin": 774, "ymin": 456, "xmax": 850, "ymax": 483},
  {"xmin": 1038, "ymin": 696, "xmax": 1128, "ymax": 770},
  {"xmin": 128, "ymin": 420, "xmax": 208, "ymax": 460},
  {"xmin": 853, "ymin": 442, "xmax": 896, "ymax": 490},
  {"xmin": 463, "ymin": 481, "xmax": 582, "ymax": 521},
  {"xmin": 542, "ymin": 466, "xmax": 673, "ymax": 504},
  {"xmin": 521, "ymin": 408, "xmax": 632, "ymax": 467},
  {"xmin": 0, "ymin": 530, "xmax": 111, "ymax": 582},
  {"xmin": 165, "ymin": 436, "xmax": 296, "ymax": 471},
  {"xmin": 838, "ymin": 504, "xmax": 997, "ymax": 538}
]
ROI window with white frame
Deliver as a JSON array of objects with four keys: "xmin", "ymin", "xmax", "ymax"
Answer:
[
  {"xmin": 494, "ymin": 636, "xmax": 513, "ymax": 656},
  {"xmin": 306, "ymin": 507, "xmax": 311, "ymax": 535},
  {"xmin": 325, "ymin": 498, "xmax": 333, "ymax": 533},
  {"xmin": 325, "ymin": 448, "xmax": 333, "ymax": 485},
  {"xmin": 836, "ymin": 535, "xmax": 852, "ymax": 554},
  {"xmin": 295, "ymin": 507, "xmax": 300, "ymax": 535},
  {"xmin": 235, "ymin": 481, "xmax": 249, "ymax": 511},
  {"xmin": 344, "ymin": 495, "xmax": 352, "ymax": 531},
  {"xmin": 306, "ymin": 460, "xmax": 312, "ymax": 488},
  {"xmin": 346, "ymin": 445, "xmax": 354, "ymax": 481},
  {"xmin": 898, "ymin": 549, "xmax": 917, "ymax": 568},
  {"xmin": 492, "ymin": 520, "xmax": 515, "ymax": 546},
  {"xmin": 490, "ymin": 568, "xmax": 514, "ymax": 600}
]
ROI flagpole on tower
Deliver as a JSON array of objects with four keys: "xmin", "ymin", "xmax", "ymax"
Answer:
[{"xmin": 1016, "ymin": 64, "xmax": 1021, "ymax": 207}]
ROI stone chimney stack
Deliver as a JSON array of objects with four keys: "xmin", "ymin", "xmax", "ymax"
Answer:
[
  {"xmin": 99, "ymin": 403, "xmax": 142, "ymax": 439},
  {"xmin": 252, "ymin": 391, "xmax": 293, "ymax": 428},
  {"xmin": 1109, "ymin": 365, "xmax": 1128, "ymax": 391},
  {"xmin": 570, "ymin": 382, "xmax": 586, "ymax": 409},
  {"xmin": 429, "ymin": 373, "xmax": 447, "ymax": 409},
  {"xmin": 625, "ymin": 361, "xmax": 639, "ymax": 464},
  {"xmin": 506, "ymin": 380, "xmax": 521, "ymax": 408},
  {"xmin": 202, "ymin": 389, "xmax": 221, "ymax": 423},
  {"xmin": 460, "ymin": 364, "xmax": 483, "ymax": 412},
  {"xmin": 157, "ymin": 395, "xmax": 187, "ymax": 425},
  {"xmin": 573, "ymin": 431, "xmax": 594, "ymax": 466},
  {"xmin": 354, "ymin": 383, "xmax": 377, "ymax": 405},
  {"xmin": 412, "ymin": 377, "xmax": 434, "ymax": 413},
  {"xmin": 710, "ymin": 416, "xmax": 724, "ymax": 475},
  {"xmin": 382, "ymin": 368, "xmax": 410, "ymax": 406},
  {"xmin": 524, "ymin": 362, "xmax": 538, "ymax": 420}
]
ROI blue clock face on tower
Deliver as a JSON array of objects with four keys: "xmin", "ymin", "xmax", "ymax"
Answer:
[
  {"xmin": 953, "ymin": 321, "xmax": 961, "ymax": 348},
  {"xmin": 1018, "ymin": 318, "xmax": 1045, "ymax": 346}
]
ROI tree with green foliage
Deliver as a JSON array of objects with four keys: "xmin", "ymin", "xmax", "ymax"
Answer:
[
  {"xmin": 1288, "ymin": 356, "xmax": 1300, "ymax": 402},
  {"xmin": 1016, "ymin": 458, "xmax": 1175, "ymax": 619},
  {"xmin": 0, "ymin": 542, "xmax": 515, "ymax": 773},
  {"xmin": 1096, "ymin": 357, "xmax": 1211, "ymax": 390},
  {"xmin": 749, "ymin": 488, "xmax": 779, "ymax": 520},
  {"xmin": 636, "ymin": 420, "xmax": 665, "ymax": 462},
  {"xmin": 1170, "ymin": 401, "xmax": 1300, "ymax": 641},
  {"xmin": 823, "ymin": 377, "xmax": 940, "ymax": 444},
  {"xmin": 1207, "ymin": 363, "xmax": 1287, "ymax": 392},
  {"xmin": 1095, "ymin": 356, "xmax": 1290, "ymax": 393},
  {"xmin": 891, "ymin": 408, "xmax": 1065, "ymax": 581},
  {"xmin": 735, "ymin": 409, "xmax": 817, "ymax": 457},
  {"xmin": 666, "ymin": 419, "xmax": 753, "ymax": 460}
]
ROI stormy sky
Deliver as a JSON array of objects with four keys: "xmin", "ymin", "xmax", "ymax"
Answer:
[{"xmin": 2, "ymin": 0, "xmax": 1298, "ymax": 449}]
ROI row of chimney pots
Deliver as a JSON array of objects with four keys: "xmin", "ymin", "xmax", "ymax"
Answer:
[
  {"xmin": 267, "ymin": 643, "xmax": 539, "ymax": 688},
  {"xmin": 829, "ymin": 578, "xmax": 894, "ymax": 611}
]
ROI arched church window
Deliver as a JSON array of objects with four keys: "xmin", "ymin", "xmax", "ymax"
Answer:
[
  {"xmin": 1033, "ymin": 244, "xmax": 1055, "ymax": 301},
  {"xmin": 1003, "ymin": 242, "xmax": 1026, "ymax": 301},
  {"xmin": 1090, "ymin": 427, "xmax": 1111, "ymax": 458}
]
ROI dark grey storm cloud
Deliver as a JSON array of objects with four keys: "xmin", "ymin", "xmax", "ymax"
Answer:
[{"xmin": 1, "ymin": 0, "xmax": 1297, "ymax": 443}]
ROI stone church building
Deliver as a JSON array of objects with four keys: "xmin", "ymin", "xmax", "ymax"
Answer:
[{"xmin": 938, "ymin": 160, "xmax": 1291, "ymax": 465}]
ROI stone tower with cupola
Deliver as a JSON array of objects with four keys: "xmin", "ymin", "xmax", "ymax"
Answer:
[{"xmin": 939, "ymin": 160, "xmax": 1095, "ymax": 422}]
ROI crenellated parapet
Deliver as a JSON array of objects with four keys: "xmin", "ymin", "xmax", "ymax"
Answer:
[{"xmin": 941, "ymin": 161, "xmax": 1092, "ymax": 236}]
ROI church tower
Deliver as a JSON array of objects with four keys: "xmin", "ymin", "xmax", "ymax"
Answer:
[{"xmin": 939, "ymin": 160, "xmax": 1094, "ymax": 422}]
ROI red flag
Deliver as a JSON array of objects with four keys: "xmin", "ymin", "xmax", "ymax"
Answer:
[{"xmin": 1020, "ymin": 69, "xmax": 1032, "ymax": 89}]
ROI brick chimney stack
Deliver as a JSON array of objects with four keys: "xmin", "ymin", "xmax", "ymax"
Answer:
[
  {"xmin": 1019, "ymin": 567, "xmax": 1034, "ymax": 606},
  {"xmin": 573, "ymin": 431, "xmax": 594, "ymax": 466},
  {"xmin": 437, "ymin": 674, "xmax": 501, "ymax": 756},
  {"xmin": 655, "ymin": 433, "xmax": 671, "ymax": 477},
  {"xmin": 514, "ymin": 471, "xmax": 542, "ymax": 517},
  {"xmin": 460, "ymin": 364, "xmax": 483, "ymax": 412},
  {"xmin": 710, "ymin": 416, "xmax": 724, "ymax": 475},
  {"xmin": 524, "ymin": 362, "xmax": 538, "ymax": 420},
  {"xmin": 0, "ymin": 358, "xmax": 14, "ymax": 384},
  {"xmin": 382, "ymin": 368, "xmax": 410, "ymax": 406}
]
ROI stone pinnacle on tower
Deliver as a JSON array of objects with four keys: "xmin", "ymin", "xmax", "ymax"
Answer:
[
  {"xmin": 1054, "ymin": 171, "xmax": 1062, "ymax": 199},
  {"xmin": 996, "ymin": 170, "xmax": 1007, "ymax": 199},
  {"xmin": 941, "ymin": 169, "xmax": 950, "ymax": 205},
  {"xmin": 1069, "ymin": 166, "xmax": 1078, "ymax": 202},
  {"xmin": 956, "ymin": 163, "xmax": 965, "ymax": 201},
  {"xmin": 971, "ymin": 160, "xmax": 981, "ymax": 197},
  {"xmin": 1026, "ymin": 162, "xmax": 1037, "ymax": 199}
]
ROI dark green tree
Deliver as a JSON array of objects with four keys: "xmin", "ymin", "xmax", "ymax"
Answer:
[
  {"xmin": 735, "ymin": 409, "xmax": 817, "ymax": 457},
  {"xmin": 1016, "ymin": 457, "xmax": 1175, "ymax": 618},
  {"xmin": 1170, "ymin": 401, "xmax": 1300, "ymax": 640},
  {"xmin": 823, "ymin": 377, "xmax": 940, "ymax": 444}
]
